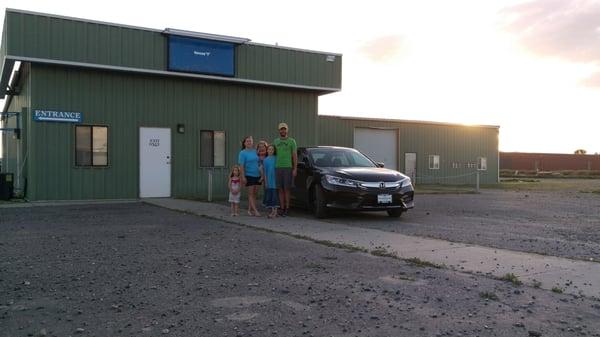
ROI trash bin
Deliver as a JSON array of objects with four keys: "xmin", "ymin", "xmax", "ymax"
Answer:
[{"xmin": 0, "ymin": 173, "xmax": 14, "ymax": 200}]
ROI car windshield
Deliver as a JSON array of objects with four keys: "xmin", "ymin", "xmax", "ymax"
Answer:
[{"xmin": 309, "ymin": 148, "xmax": 376, "ymax": 168}]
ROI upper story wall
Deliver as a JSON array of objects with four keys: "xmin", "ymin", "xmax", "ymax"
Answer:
[{"xmin": 1, "ymin": 9, "xmax": 342, "ymax": 98}]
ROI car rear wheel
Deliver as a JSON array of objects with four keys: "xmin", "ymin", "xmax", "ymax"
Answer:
[
  {"xmin": 387, "ymin": 209, "xmax": 403, "ymax": 218},
  {"xmin": 312, "ymin": 185, "xmax": 328, "ymax": 219}
]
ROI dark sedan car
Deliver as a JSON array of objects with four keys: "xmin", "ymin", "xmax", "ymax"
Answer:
[{"xmin": 292, "ymin": 146, "xmax": 414, "ymax": 218}]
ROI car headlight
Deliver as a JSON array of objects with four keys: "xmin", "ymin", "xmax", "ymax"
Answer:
[
  {"xmin": 401, "ymin": 178, "xmax": 412, "ymax": 188},
  {"xmin": 324, "ymin": 175, "xmax": 362, "ymax": 188}
]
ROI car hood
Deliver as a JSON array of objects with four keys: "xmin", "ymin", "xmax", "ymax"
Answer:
[{"xmin": 321, "ymin": 167, "xmax": 408, "ymax": 182}]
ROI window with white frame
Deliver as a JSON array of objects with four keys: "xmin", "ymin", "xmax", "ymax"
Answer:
[
  {"xmin": 477, "ymin": 157, "xmax": 487, "ymax": 171},
  {"xmin": 199, "ymin": 130, "xmax": 226, "ymax": 167},
  {"xmin": 75, "ymin": 125, "xmax": 108, "ymax": 167},
  {"xmin": 428, "ymin": 155, "xmax": 440, "ymax": 170}
]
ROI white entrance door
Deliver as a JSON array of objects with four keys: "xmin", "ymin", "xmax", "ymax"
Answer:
[
  {"xmin": 353, "ymin": 128, "xmax": 398, "ymax": 170},
  {"xmin": 405, "ymin": 153, "xmax": 417, "ymax": 182},
  {"xmin": 139, "ymin": 127, "xmax": 171, "ymax": 198}
]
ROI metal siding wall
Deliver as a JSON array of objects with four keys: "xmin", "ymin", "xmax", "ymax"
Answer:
[
  {"xmin": 236, "ymin": 44, "xmax": 341, "ymax": 89},
  {"xmin": 5, "ymin": 11, "xmax": 341, "ymax": 90},
  {"xmin": 318, "ymin": 116, "xmax": 499, "ymax": 185},
  {"xmin": 6, "ymin": 12, "xmax": 166, "ymax": 71},
  {"xmin": 2, "ymin": 64, "xmax": 31, "ymax": 195},
  {"xmin": 28, "ymin": 64, "xmax": 318, "ymax": 201}
]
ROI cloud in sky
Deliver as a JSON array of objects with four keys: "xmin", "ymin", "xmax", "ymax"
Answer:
[
  {"xmin": 358, "ymin": 35, "xmax": 405, "ymax": 63},
  {"xmin": 501, "ymin": 0, "xmax": 600, "ymax": 86},
  {"xmin": 501, "ymin": 0, "xmax": 600, "ymax": 62}
]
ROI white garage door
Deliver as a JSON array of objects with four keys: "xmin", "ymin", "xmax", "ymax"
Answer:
[{"xmin": 353, "ymin": 128, "xmax": 398, "ymax": 170}]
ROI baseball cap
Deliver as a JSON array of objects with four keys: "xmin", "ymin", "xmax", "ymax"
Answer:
[{"xmin": 278, "ymin": 122, "xmax": 288, "ymax": 130}]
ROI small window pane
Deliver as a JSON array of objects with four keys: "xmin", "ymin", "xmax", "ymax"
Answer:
[
  {"xmin": 478, "ymin": 157, "xmax": 487, "ymax": 171},
  {"xmin": 76, "ymin": 126, "xmax": 92, "ymax": 166},
  {"xmin": 429, "ymin": 155, "xmax": 440, "ymax": 170},
  {"xmin": 213, "ymin": 131, "xmax": 226, "ymax": 167},
  {"xmin": 92, "ymin": 126, "xmax": 108, "ymax": 166},
  {"xmin": 200, "ymin": 131, "xmax": 214, "ymax": 167}
]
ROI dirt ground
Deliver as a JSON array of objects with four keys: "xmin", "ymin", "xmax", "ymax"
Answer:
[
  {"xmin": 311, "ymin": 179, "xmax": 600, "ymax": 262},
  {"xmin": 1, "ymin": 203, "xmax": 599, "ymax": 337}
]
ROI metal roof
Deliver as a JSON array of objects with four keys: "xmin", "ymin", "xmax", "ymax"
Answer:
[{"xmin": 319, "ymin": 114, "xmax": 500, "ymax": 129}]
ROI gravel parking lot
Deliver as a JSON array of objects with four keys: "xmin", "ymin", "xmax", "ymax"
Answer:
[
  {"xmin": 314, "ymin": 179, "xmax": 600, "ymax": 261},
  {"xmin": 1, "ymin": 202, "xmax": 600, "ymax": 337}
]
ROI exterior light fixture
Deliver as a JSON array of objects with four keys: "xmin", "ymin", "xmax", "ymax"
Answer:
[{"xmin": 177, "ymin": 124, "xmax": 185, "ymax": 134}]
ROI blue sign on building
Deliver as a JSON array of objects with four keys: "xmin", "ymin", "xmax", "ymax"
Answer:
[
  {"xmin": 168, "ymin": 36, "xmax": 235, "ymax": 76},
  {"xmin": 33, "ymin": 110, "xmax": 83, "ymax": 123}
]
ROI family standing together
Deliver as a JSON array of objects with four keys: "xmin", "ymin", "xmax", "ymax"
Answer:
[{"xmin": 228, "ymin": 122, "xmax": 297, "ymax": 218}]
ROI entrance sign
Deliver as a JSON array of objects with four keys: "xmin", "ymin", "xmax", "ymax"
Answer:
[{"xmin": 33, "ymin": 110, "xmax": 82, "ymax": 123}]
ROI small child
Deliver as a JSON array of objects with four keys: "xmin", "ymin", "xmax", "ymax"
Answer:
[
  {"xmin": 262, "ymin": 145, "xmax": 280, "ymax": 218},
  {"xmin": 228, "ymin": 165, "xmax": 241, "ymax": 216},
  {"xmin": 256, "ymin": 141, "xmax": 268, "ymax": 209}
]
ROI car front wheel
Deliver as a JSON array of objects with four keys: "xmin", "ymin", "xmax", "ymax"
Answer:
[
  {"xmin": 312, "ymin": 185, "xmax": 328, "ymax": 219},
  {"xmin": 387, "ymin": 209, "xmax": 404, "ymax": 218}
]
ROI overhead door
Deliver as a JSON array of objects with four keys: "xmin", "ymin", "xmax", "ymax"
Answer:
[{"xmin": 353, "ymin": 128, "xmax": 398, "ymax": 170}]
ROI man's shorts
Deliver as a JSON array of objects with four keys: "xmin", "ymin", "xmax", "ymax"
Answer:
[{"xmin": 276, "ymin": 168, "xmax": 294, "ymax": 189}]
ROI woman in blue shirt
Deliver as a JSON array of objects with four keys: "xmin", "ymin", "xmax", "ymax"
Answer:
[{"xmin": 238, "ymin": 136, "xmax": 261, "ymax": 216}]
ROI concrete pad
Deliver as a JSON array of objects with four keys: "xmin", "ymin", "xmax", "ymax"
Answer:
[{"xmin": 145, "ymin": 198, "xmax": 600, "ymax": 299}]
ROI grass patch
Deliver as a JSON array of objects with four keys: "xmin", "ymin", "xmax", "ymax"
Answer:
[
  {"xmin": 501, "ymin": 169, "xmax": 600, "ymax": 179},
  {"xmin": 479, "ymin": 291, "xmax": 499, "ymax": 301},
  {"xmin": 371, "ymin": 248, "xmax": 398, "ymax": 258},
  {"xmin": 532, "ymin": 279, "xmax": 542, "ymax": 288},
  {"xmin": 500, "ymin": 178, "xmax": 540, "ymax": 183},
  {"xmin": 310, "ymin": 239, "xmax": 368, "ymax": 253},
  {"xmin": 579, "ymin": 189, "xmax": 600, "ymax": 194},
  {"xmin": 497, "ymin": 273, "xmax": 523, "ymax": 286},
  {"xmin": 415, "ymin": 184, "xmax": 478, "ymax": 194},
  {"xmin": 405, "ymin": 257, "xmax": 444, "ymax": 269},
  {"xmin": 484, "ymin": 178, "xmax": 600, "ymax": 192},
  {"xmin": 552, "ymin": 287, "xmax": 564, "ymax": 294}
]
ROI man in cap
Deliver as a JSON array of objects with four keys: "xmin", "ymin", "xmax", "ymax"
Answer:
[{"xmin": 273, "ymin": 122, "xmax": 297, "ymax": 216}]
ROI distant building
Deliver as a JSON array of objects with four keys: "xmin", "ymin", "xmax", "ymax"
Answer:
[{"xmin": 500, "ymin": 152, "xmax": 600, "ymax": 171}]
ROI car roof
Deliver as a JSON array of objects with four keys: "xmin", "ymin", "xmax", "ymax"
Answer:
[{"xmin": 299, "ymin": 146, "xmax": 356, "ymax": 151}]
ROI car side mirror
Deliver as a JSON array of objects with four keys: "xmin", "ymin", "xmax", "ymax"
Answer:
[{"xmin": 376, "ymin": 162, "xmax": 385, "ymax": 168}]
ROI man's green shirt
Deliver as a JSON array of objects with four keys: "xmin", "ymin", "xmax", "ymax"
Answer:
[{"xmin": 273, "ymin": 137, "xmax": 297, "ymax": 168}]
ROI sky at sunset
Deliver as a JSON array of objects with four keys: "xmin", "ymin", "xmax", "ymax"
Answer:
[{"xmin": 1, "ymin": 0, "xmax": 600, "ymax": 154}]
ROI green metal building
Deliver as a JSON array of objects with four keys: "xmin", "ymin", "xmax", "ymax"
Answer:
[
  {"xmin": 318, "ymin": 116, "xmax": 499, "ymax": 185},
  {"xmin": 1, "ymin": 9, "xmax": 498, "ymax": 201},
  {"xmin": 0, "ymin": 9, "xmax": 341, "ymax": 201}
]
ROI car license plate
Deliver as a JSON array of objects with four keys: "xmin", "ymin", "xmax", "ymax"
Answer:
[{"xmin": 377, "ymin": 194, "xmax": 392, "ymax": 204}]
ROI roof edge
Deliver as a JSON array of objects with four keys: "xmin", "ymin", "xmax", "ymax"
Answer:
[
  {"xmin": 6, "ymin": 55, "xmax": 340, "ymax": 94},
  {"xmin": 318, "ymin": 114, "xmax": 500, "ymax": 129},
  {"xmin": 500, "ymin": 151, "xmax": 600, "ymax": 156}
]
